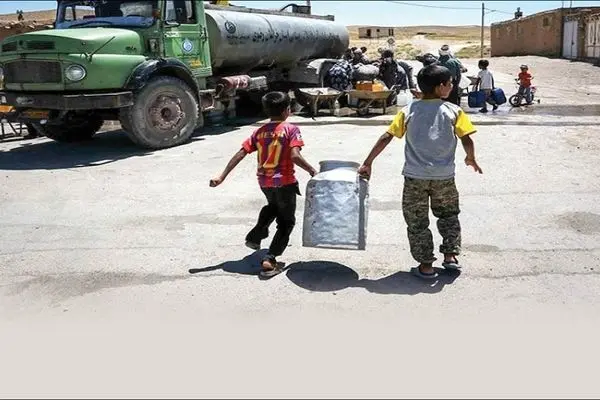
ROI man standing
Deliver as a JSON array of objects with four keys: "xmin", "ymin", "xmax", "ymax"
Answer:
[{"xmin": 437, "ymin": 45, "xmax": 464, "ymax": 106}]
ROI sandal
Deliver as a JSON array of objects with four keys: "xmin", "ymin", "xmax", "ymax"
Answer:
[
  {"xmin": 259, "ymin": 256, "xmax": 283, "ymax": 278},
  {"xmin": 442, "ymin": 256, "xmax": 461, "ymax": 270},
  {"xmin": 411, "ymin": 265, "xmax": 439, "ymax": 280},
  {"xmin": 245, "ymin": 241, "xmax": 260, "ymax": 251}
]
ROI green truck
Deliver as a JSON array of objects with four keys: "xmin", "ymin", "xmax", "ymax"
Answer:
[{"xmin": 0, "ymin": 0, "xmax": 348, "ymax": 149}]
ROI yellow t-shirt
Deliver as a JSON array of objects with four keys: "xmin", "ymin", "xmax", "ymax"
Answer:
[{"xmin": 386, "ymin": 99, "xmax": 476, "ymax": 179}]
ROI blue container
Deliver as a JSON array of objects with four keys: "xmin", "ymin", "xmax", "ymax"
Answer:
[
  {"xmin": 468, "ymin": 90, "xmax": 486, "ymax": 108},
  {"xmin": 491, "ymin": 88, "xmax": 507, "ymax": 105}
]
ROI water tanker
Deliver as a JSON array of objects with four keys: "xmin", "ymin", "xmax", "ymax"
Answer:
[
  {"xmin": 0, "ymin": 1, "xmax": 349, "ymax": 150},
  {"xmin": 205, "ymin": 8, "xmax": 349, "ymax": 72}
]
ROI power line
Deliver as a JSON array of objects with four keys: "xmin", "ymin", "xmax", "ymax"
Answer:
[
  {"xmin": 485, "ymin": 8, "xmax": 515, "ymax": 15},
  {"xmin": 385, "ymin": 1, "xmax": 480, "ymax": 10},
  {"xmin": 385, "ymin": 1, "xmax": 516, "ymax": 18}
]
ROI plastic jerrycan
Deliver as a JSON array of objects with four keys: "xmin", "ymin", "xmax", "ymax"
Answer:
[{"xmin": 302, "ymin": 160, "xmax": 369, "ymax": 250}]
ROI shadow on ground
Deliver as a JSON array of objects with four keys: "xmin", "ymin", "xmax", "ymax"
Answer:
[
  {"xmin": 190, "ymin": 257, "xmax": 460, "ymax": 295},
  {"xmin": 189, "ymin": 249, "xmax": 270, "ymax": 276},
  {"xmin": 0, "ymin": 123, "xmax": 245, "ymax": 171},
  {"xmin": 286, "ymin": 261, "xmax": 461, "ymax": 295}
]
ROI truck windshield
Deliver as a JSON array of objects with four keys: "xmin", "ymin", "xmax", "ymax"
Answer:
[{"xmin": 56, "ymin": 0, "xmax": 158, "ymax": 29}]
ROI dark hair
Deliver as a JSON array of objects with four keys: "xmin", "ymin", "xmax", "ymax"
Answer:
[
  {"xmin": 262, "ymin": 91, "xmax": 290, "ymax": 118},
  {"xmin": 416, "ymin": 53, "xmax": 439, "ymax": 67},
  {"xmin": 381, "ymin": 50, "xmax": 394, "ymax": 59},
  {"xmin": 478, "ymin": 59, "xmax": 489, "ymax": 68},
  {"xmin": 360, "ymin": 46, "xmax": 367, "ymax": 52},
  {"xmin": 350, "ymin": 46, "xmax": 357, "ymax": 51},
  {"xmin": 417, "ymin": 64, "xmax": 452, "ymax": 95}
]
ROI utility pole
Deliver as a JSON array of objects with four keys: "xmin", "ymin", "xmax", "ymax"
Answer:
[{"xmin": 480, "ymin": 2, "xmax": 485, "ymax": 58}]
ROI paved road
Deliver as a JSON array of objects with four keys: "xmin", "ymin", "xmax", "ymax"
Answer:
[{"xmin": 2, "ymin": 94, "xmax": 600, "ymax": 396}]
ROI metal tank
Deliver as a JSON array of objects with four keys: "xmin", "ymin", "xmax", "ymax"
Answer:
[{"xmin": 205, "ymin": 9, "xmax": 349, "ymax": 71}]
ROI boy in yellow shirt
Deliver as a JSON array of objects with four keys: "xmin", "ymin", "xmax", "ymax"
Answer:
[{"xmin": 359, "ymin": 64, "xmax": 483, "ymax": 279}]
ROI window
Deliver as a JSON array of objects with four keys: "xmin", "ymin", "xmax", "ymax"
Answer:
[
  {"xmin": 165, "ymin": 0, "xmax": 196, "ymax": 23},
  {"xmin": 388, "ymin": 28, "xmax": 394, "ymax": 36},
  {"xmin": 543, "ymin": 17, "xmax": 550, "ymax": 27},
  {"xmin": 366, "ymin": 28, "xmax": 371, "ymax": 37}
]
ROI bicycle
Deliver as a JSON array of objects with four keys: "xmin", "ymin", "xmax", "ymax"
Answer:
[{"xmin": 509, "ymin": 78, "xmax": 538, "ymax": 107}]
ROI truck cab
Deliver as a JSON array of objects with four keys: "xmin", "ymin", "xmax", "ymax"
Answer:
[{"xmin": 0, "ymin": 0, "xmax": 348, "ymax": 149}]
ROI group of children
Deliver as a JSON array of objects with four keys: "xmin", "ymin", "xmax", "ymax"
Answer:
[
  {"xmin": 475, "ymin": 59, "xmax": 533, "ymax": 113},
  {"xmin": 210, "ymin": 63, "xmax": 483, "ymax": 280}
]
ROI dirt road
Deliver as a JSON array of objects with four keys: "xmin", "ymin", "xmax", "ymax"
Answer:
[{"xmin": 2, "ymin": 56, "xmax": 600, "ymax": 398}]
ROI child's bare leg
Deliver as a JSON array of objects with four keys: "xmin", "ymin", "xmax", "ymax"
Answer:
[{"xmin": 402, "ymin": 178, "xmax": 437, "ymax": 274}]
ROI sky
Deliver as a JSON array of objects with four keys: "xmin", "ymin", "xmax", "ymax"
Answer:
[{"xmin": 1, "ymin": 0, "xmax": 600, "ymax": 26}]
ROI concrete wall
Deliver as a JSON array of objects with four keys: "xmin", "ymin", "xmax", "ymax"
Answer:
[
  {"xmin": 358, "ymin": 26, "xmax": 394, "ymax": 39},
  {"xmin": 491, "ymin": 9, "xmax": 564, "ymax": 57}
]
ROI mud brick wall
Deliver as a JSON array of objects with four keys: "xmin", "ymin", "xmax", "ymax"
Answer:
[{"xmin": 491, "ymin": 9, "xmax": 564, "ymax": 57}]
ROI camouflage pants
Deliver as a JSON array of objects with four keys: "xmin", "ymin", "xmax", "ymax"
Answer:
[{"xmin": 402, "ymin": 177, "xmax": 461, "ymax": 264}]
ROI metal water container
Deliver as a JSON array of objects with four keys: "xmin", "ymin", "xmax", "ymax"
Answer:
[
  {"xmin": 205, "ymin": 9, "xmax": 349, "ymax": 71},
  {"xmin": 302, "ymin": 160, "xmax": 369, "ymax": 250}
]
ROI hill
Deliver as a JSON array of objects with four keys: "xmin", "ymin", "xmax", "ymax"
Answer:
[{"xmin": 0, "ymin": 9, "xmax": 55, "ymax": 22}]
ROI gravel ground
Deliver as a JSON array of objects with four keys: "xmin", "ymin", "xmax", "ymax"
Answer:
[{"xmin": 462, "ymin": 55, "xmax": 600, "ymax": 105}]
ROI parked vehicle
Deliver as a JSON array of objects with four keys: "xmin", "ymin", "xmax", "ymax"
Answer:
[
  {"xmin": 509, "ymin": 78, "xmax": 538, "ymax": 107},
  {"xmin": 0, "ymin": 0, "xmax": 349, "ymax": 149}
]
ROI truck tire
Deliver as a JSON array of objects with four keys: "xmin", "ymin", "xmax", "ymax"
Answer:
[
  {"xmin": 38, "ymin": 113, "xmax": 104, "ymax": 143},
  {"xmin": 120, "ymin": 76, "xmax": 199, "ymax": 149}
]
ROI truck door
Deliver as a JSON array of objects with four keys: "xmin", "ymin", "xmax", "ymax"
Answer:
[{"xmin": 163, "ymin": 0, "xmax": 211, "ymax": 76}]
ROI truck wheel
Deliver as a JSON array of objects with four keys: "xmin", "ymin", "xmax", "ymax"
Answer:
[
  {"xmin": 120, "ymin": 76, "xmax": 199, "ymax": 149},
  {"xmin": 38, "ymin": 113, "xmax": 104, "ymax": 143}
]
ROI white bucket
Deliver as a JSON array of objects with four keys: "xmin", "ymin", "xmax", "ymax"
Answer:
[{"xmin": 396, "ymin": 90, "xmax": 413, "ymax": 107}]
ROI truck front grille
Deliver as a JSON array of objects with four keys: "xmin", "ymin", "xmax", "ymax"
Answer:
[
  {"xmin": 2, "ymin": 42, "xmax": 17, "ymax": 52},
  {"xmin": 4, "ymin": 61, "xmax": 62, "ymax": 84},
  {"xmin": 26, "ymin": 41, "xmax": 55, "ymax": 50}
]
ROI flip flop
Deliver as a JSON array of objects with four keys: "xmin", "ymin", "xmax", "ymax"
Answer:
[
  {"xmin": 411, "ymin": 266, "xmax": 439, "ymax": 280},
  {"xmin": 442, "ymin": 257, "xmax": 461, "ymax": 271},
  {"xmin": 259, "ymin": 257, "xmax": 284, "ymax": 278}
]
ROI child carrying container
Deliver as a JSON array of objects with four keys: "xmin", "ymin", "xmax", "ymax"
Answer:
[
  {"xmin": 358, "ymin": 64, "xmax": 483, "ymax": 279},
  {"xmin": 476, "ymin": 59, "xmax": 498, "ymax": 113},
  {"xmin": 210, "ymin": 92, "xmax": 317, "ymax": 277}
]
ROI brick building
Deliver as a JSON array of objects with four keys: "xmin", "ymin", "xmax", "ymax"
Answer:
[{"xmin": 490, "ymin": 6, "xmax": 600, "ymax": 60}]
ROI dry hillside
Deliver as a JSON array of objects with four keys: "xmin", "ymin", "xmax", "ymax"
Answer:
[
  {"xmin": 0, "ymin": 9, "xmax": 55, "ymax": 22},
  {"xmin": 347, "ymin": 25, "xmax": 491, "ymax": 60}
]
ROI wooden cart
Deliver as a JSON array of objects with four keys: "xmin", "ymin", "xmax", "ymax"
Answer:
[
  {"xmin": 296, "ymin": 88, "xmax": 344, "ymax": 117},
  {"xmin": 0, "ymin": 105, "xmax": 29, "ymax": 140},
  {"xmin": 347, "ymin": 89, "xmax": 395, "ymax": 116}
]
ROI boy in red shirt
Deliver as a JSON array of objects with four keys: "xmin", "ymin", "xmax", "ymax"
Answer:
[
  {"xmin": 210, "ymin": 91, "xmax": 317, "ymax": 277},
  {"xmin": 517, "ymin": 64, "xmax": 533, "ymax": 100}
]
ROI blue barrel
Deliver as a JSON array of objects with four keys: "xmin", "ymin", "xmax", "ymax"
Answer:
[
  {"xmin": 468, "ymin": 90, "xmax": 486, "ymax": 108},
  {"xmin": 491, "ymin": 88, "xmax": 507, "ymax": 105}
]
